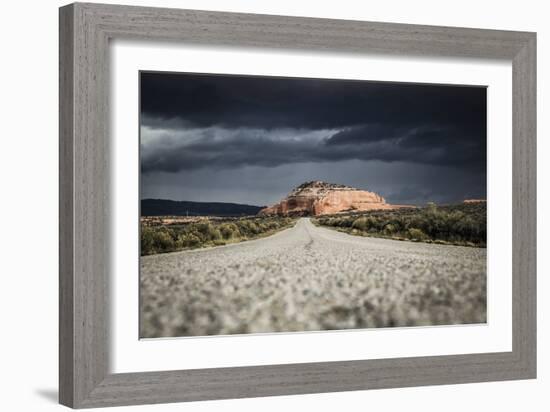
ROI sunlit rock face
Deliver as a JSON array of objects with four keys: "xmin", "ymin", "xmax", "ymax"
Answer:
[{"xmin": 259, "ymin": 181, "xmax": 404, "ymax": 216}]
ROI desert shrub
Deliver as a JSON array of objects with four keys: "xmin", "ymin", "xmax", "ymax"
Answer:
[
  {"xmin": 368, "ymin": 216, "xmax": 381, "ymax": 230},
  {"xmin": 140, "ymin": 216, "xmax": 297, "ymax": 255},
  {"xmin": 195, "ymin": 221, "xmax": 213, "ymax": 236},
  {"xmin": 426, "ymin": 202, "xmax": 437, "ymax": 212},
  {"xmin": 141, "ymin": 227, "xmax": 156, "ymax": 254},
  {"xmin": 407, "ymin": 228, "xmax": 428, "ymax": 241},
  {"xmin": 315, "ymin": 202, "xmax": 486, "ymax": 247},
  {"xmin": 156, "ymin": 230, "xmax": 176, "ymax": 250},
  {"xmin": 141, "ymin": 227, "xmax": 177, "ymax": 255},
  {"xmin": 209, "ymin": 227, "xmax": 222, "ymax": 241},
  {"xmin": 329, "ymin": 217, "xmax": 343, "ymax": 227},
  {"xmin": 383, "ymin": 224, "xmax": 396, "ymax": 235},
  {"xmin": 324, "ymin": 218, "xmax": 335, "ymax": 226},
  {"xmin": 180, "ymin": 232, "xmax": 201, "ymax": 248},
  {"xmin": 219, "ymin": 223, "xmax": 240, "ymax": 239},
  {"xmin": 351, "ymin": 216, "xmax": 368, "ymax": 231},
  {"xmin": 193, "ymin": 221, "xmax": 222, "ymax": 242}
]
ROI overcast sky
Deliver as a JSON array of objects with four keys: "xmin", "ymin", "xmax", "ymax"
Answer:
[{"xmin": 140, "ymin": 71, "xmax": 487, "ymax": 206}]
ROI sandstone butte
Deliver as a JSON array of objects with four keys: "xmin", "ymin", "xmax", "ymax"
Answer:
[{"xmin": 259, "ymin": 181, "xmax": 412, "ymax": 217}]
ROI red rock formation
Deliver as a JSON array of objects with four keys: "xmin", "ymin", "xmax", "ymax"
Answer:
[{"xmin": 259, "ymin": 181, "xmax": 409, "ymax": 216}]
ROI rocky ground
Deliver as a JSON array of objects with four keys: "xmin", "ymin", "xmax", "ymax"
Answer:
[{"xmin": 140, "ymin": 218, "xmax": 486, "ymax": 338}]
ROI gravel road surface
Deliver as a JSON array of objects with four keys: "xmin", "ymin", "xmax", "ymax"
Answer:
[{"xmin": 140, "ymin": 218, "xmax": 486, "ymax": 337}]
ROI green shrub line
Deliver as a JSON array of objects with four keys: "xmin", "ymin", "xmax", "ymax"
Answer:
[
  {"xmin": 313, "ymin": 202, "xmax": 486, "ymax": 248},
  {"xmin": 141, "ymin": 216, "xmax": 296, "ymax": 256}
]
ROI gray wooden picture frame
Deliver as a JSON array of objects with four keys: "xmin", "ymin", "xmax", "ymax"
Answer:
[{"xmin": 59, "ymin": 2, "xmax": 536, "ymax": 409}]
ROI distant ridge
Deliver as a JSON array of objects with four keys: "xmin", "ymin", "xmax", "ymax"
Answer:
[{"xmin": 141, "ymin": 199, "xmax": 265, "ymax": 217}]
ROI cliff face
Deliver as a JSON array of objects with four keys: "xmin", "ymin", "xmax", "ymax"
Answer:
[{"xmin": 259, "ymin": 181, "xmax": 403, "ymax": 216}]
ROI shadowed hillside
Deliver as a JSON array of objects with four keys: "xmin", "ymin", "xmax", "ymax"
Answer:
[{"xmin": 142, "ymin": 199, "xmax": 265, "ymax": 217}]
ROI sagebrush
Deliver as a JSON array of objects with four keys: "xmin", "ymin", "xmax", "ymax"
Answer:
[
  {"xmin": 141, "ymin": 216, "xmax": 296, "ymax": 255},
  {"xmin": 314, "ymin": 202, "xmax": 486, "ymax": 247}
]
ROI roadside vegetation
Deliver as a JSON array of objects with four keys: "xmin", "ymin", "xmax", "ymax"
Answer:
[
  {"xmin": 141, "ymin": 216, "xmax": 296, "ymax": 255},
  {"xmin": 313, "ymin": 202, "xmax": 486, "ymax": 247}
]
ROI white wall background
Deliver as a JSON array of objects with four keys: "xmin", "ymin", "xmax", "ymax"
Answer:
[{"xmin": 0, "ymin": 1, "xmax": 546, "ymax": 411}]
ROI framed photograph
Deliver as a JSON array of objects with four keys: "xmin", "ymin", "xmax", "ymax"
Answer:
[{"xmin": 59, "ymin": 2, "xmax": 536, "ymax": 408}]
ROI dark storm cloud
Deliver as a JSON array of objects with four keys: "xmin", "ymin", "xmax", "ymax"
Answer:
[
  {"xmin": 141, "ymin": 72, "xmax": 486, "ymax": 132},
  {"xmin": 140, "ymin": 72, "xmax": 486, "ymax": 174},
  {"xmin": 140, "ymin": 72, "xmax": 486, "ymax": 205},
  {"xmin": 141, "ymin": 123, "xmax": 485, "ymax": 174},
  {"xmin": 325, "ymin": 124, "xmax": 403, "ymax": 145},
  {"xmin": 327, "ymin": 124, "xmax": 486, "ymax": 168}
]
